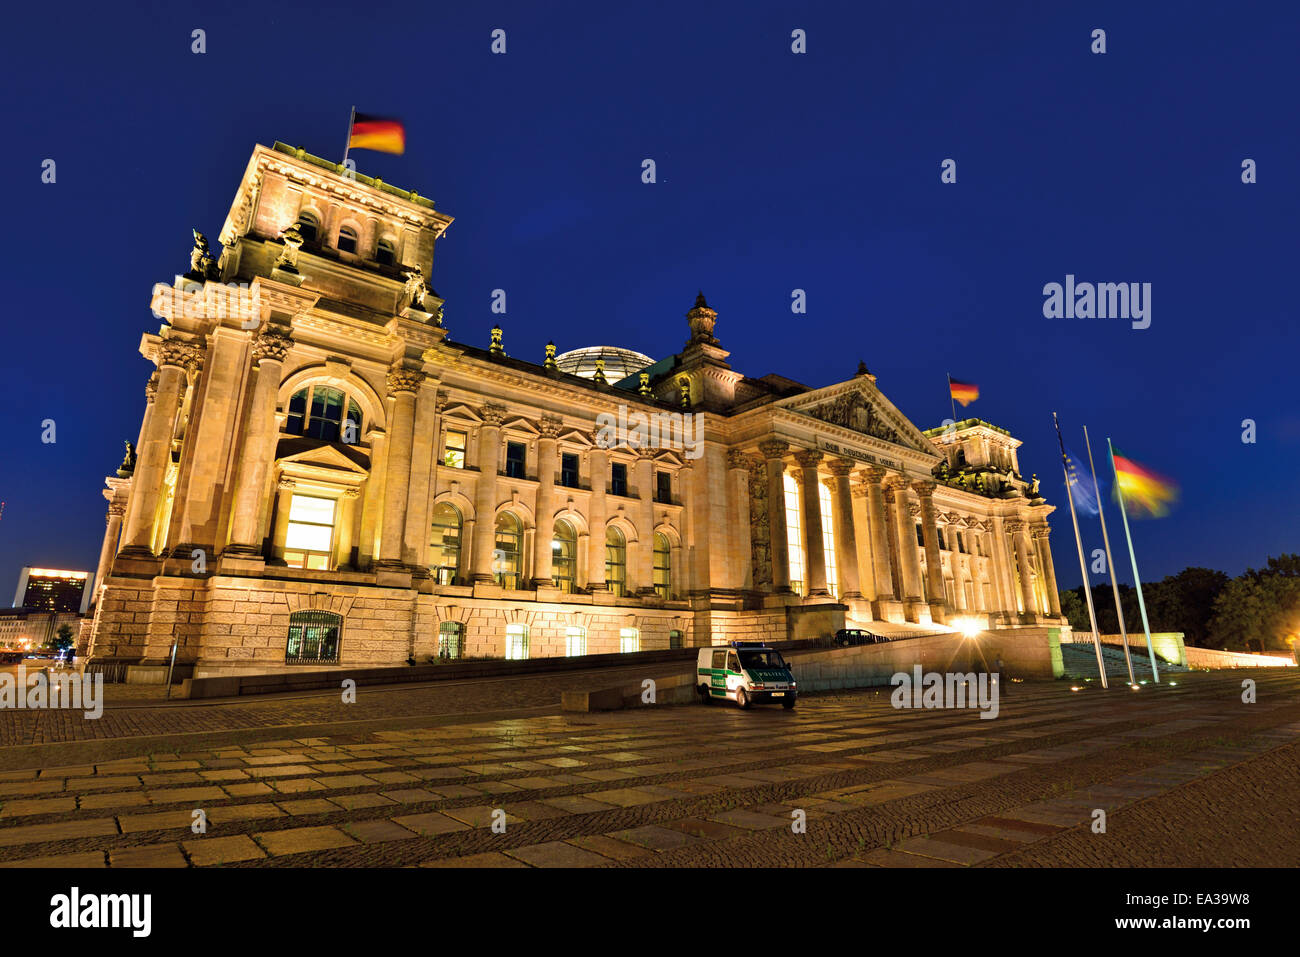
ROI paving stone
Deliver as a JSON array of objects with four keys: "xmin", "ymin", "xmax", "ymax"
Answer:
[
  {"xmin": 608, "ymin": 825, "xmax": 699, "ymax": 851},
  {"xmin": 390, "ymin": 812, "xmax": 471, "ymax": 836},
  {"xmin": 207, "ymin": 803, "xmax": 286, "ymax": 825},
  {"xmin": 110, "ymin": 843, "xmax": 189, "ymax": 868},
  {"xmin": 184, "ymin": 835, "xmax": 266, "ymax": 866},
  {"xmin": 0, "ymin": 851, "xmax": 106, "ymax": 868},
  {"xmin": 255, "ymin": 826, "xmax": 358, "ymax": 856},
  {"xmin": 421, "ymin": 852, "xmax": 529, "ymax": 868},
  {"xmin": 505, "ymin": 840, "xmax": 612, "ymax": 867},
  {"xmin": 328, "ymin": 793, "xmax": 397, "ymax": 811},
  {"xmin": 343, "ymin": 819, "xmax": 418, "ymax": 844},
  {"xmin": 276, "ymin": 799, "xmax": 339, "ymax": 816}
]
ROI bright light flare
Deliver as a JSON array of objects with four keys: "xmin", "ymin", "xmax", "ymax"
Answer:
[{"xmin": 951, "ymin": 616, "xmax": 982, "ymax": 639}]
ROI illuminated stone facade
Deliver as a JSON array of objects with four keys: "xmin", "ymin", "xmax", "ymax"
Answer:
[{"xmin": 85, "ymin": 143, "xmax": 1065, "ymax": 676}]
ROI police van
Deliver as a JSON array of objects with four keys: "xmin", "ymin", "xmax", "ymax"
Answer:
[{"xmin": 696, "ymin": 641, "xmax": 797, "ymax": 709}]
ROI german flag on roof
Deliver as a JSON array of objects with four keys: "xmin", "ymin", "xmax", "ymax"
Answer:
[
  {"xmin": 949, "ymin": 378, "xmax": 979, "ymax": 407},
  {"xmin": 349, "ymin": 113, "xmax": 405, "ymax": 155}
]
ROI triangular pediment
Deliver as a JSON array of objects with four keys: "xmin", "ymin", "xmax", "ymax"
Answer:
[
  {"xmin": 781, "ymin": 380, "xmax": 939, "ymax": 457},
  {"xmin": 276, "ymin": 442, "xmax": 370, "ymax": 477}
]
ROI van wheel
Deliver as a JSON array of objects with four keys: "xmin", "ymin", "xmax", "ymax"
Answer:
[
  {"xmin": 783, "ymin": 695, "xmax": 797, "ymax": 710},
  {"xmin": 735, "ymin": 688, "xmax": 750, "ymax": 710}
]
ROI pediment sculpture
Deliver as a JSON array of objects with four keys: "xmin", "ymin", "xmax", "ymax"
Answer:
[{"xmin": 806, "ymin": 390, "xmax": 903, "ymax": 445}]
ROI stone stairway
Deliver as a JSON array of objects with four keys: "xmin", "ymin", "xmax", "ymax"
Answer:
[{"xmin": 1060, "ymin": 640, "xmax": 1188, "ymax": 681}]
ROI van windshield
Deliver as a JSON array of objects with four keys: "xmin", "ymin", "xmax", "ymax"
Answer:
[{"xmin": 738, "ymin": 650, "xmax": 786, "ymax": 670}]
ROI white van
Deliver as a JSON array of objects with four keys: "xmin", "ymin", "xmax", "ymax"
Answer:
[{"xmin": 696, "ymin": 642, "xmax": 796, "ymax": 709}]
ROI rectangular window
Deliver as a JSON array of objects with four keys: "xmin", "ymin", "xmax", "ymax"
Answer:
[
  {"xmin": 619, "ymin": 628, "xmax": 640, "ymax": 653},
  {"xmin": 443, "ymin": 429, "xmax": 467, "ymax": 469},
  {"xmin": 610, "ymin": 462, "xmax": 628, "ymax": 497},
  {"xmin": 669, "ymin": 630, "xmax": 683, "ymax": 650},
  {"xmin": 505, "ymin": 624, "xmax": 529, "ymax": 660},
  {"xmin": 712, "ymin": 650, "xmax": 728, "ymax": 670},
  {"xmin": 505, "ymin": 441, "xmax": 526, "ymax": 479},
  {"xmin": 565, "ymin": 626, "xmax": 586, "ymax": 657},
  {"xmin": 438, "ymin": 622, "xmax": 462, "ymax": 660},
  {"xmin": 560, "ymin": 452, "xmax": 579, "ymax": 488},
  {"xmin": 655, "ymin": 470, "xmax": 672, "ymax": 504},
  {"xmin": 915, "ymin": 522, "xmax": 925, "ymax": 548},
  {"xmin": 283, "ymin": 495, "xmax": 336, "ymax": 570}
]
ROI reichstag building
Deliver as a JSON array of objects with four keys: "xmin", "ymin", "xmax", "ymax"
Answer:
[{"xmin": 84, "ymin": 142, "xmax": 1066, "ymax": 676}]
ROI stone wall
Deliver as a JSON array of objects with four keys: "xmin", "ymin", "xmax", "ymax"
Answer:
[{"xmin": 1184, "ymin": 645, "xmax": 1297, "ymax": 669}]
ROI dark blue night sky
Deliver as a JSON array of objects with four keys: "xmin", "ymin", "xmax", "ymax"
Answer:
[{"xmin": 2, "ymin": 0, "xmax": 1297, "ymax": 594}]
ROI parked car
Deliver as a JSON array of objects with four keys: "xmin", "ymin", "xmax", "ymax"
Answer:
[{"xmin": 832, "ymin": 628, "xmax": 889, "ymax": 647}]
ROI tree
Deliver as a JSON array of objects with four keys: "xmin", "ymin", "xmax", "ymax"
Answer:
[
  {"xmin": 1144, "ymin": 567, "xmax": 1229, "ymax": 647},
  {"xmin": 1059, "ymin": 588, "xmax": 1089, "ymax": 633},
  {"xmin": 1208, "ymin": 554, "xmax": 1300, "ymax": 652},
  {"xmin": 53, "ymin": 624, "xmax": 75, "ymax": 654}
]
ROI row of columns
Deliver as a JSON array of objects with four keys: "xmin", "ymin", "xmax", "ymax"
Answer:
[{"xmin": 754, "ymin": 443, "xmax": 1061, "ymax": 624}]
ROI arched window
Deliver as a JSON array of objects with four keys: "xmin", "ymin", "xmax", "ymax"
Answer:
[
  {"xmin": 285, "ymin": 610, "xmax": 341, "ymax": 664},
  {"xmin": 653, "ymin": 533, "xmax": 671, "ymax": 600},
  {"xmin": 337, "ymin": 225, "xmax": 359, "ymax": 254},
  {"xmin": 493, "ymin": 512, "xmax": 522, "ymax": 589},
  {"xmin": 605, "ymin": 527, "xmax": 626, "ymax": 597},
  {"xmin": 783, "ymin": 473, "xmax": 805, "ymax": 596},
  {"xmin": 818, "ymin": 482, "xmax": 837, "ymax": 599},
  {"xmin": 376, "ymin": 238, "xmax": 396, "ymax": 265},
  {"xmin": 429, "ymin": 504, "xmax": 462, "ymax": 584},
  {"xmin": 284, "ymin": 385, "xmax": 364, "ymax": 444},
  {"xmin": 552, "ymin": 520, "xmax": 577, "ymax": 593},
  {"xmin": 298, "ymin": 211, "xmax": 320, "ymax": 243}
]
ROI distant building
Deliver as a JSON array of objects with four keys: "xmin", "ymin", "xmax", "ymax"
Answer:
[
  {"xmin": 0, "ymin": 608, "xmax": 81, "ymax": 650},
  {"xmin": 12, "ymin": 568, "xmax": 92, "ymax": 615}
]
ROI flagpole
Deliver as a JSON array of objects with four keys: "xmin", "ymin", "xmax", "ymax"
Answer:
[
  {"xmin": 1107, "ymin": 438, "xmax": 1160, "ymax": 683},
  {"xmin": 946, "ymin": 373, "xmax": 957, "ymax": 423},
  {"xmin": 1053, "ymin": 413, "xmax": 1108, "ymax": 688},
  {"xmin": 1085, "ymin": 426, "xmax": 1134, "ymax": 685},
  {"xmin": 342, "ymin": 105, "xmax": 356, "ymax": 169}
]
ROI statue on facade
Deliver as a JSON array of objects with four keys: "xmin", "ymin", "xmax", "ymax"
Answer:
[
  {"xmin": 188, "ymin": 229, "xmax": 216, "ymax": 279},
  {"xmin": 1029, "ymin": 474, "xmax": 1041, "ymax": 497},
  {"xmin": 274, "ymin": 221, "xmax": 304, "ymax": 273},
  {"xmin": 117, "ymin": 441, "xmax": 136, "ymax": 477},
  {"xmin": 402, "ymin": 265, "xmax": 430, "ymax": 312}
]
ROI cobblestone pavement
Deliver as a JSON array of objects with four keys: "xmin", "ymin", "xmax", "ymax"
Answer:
[{"xmin": 0, "ymin": 669, "xmax": 1296, "ymax": 868}]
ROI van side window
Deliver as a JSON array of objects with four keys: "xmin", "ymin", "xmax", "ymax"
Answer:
[
  {"xmin": 727, "ymin": 652, "xmax": 740, "ymax": 673},
  {"xmin": 712, "ymin": 650, "xmax": 727, "ymax": 670}
]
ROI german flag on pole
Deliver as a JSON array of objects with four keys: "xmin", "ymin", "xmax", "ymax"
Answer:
[
  {"xmin": 949, "ymin": 378, "xmax": 979, "ymax": 407},
  {"xmin": 1112, "ymin": 447, "xmax": 1179, "ymax": 518},
  {"xmin": 348, "ymin": 112, "xmax": 406, "ymax": 155}
]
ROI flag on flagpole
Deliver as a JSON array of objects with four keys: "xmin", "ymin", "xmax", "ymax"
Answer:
[
  {"xmin": 348, "ymin": 113, "xmax": 406, "ymax": 155},
  {"xmin": 1111, "ymin": 447, "xmax": 1178, "ymax": 517},
  {"xmin": 948, "ymin": 378, "xmax": 979, "ymax": 407},
  {"xmin": 1063, "ymin": 448, "xmax": 1102, "ymax": 516}
]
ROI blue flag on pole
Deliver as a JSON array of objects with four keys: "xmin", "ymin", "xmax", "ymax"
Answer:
[{"xmin": 1064, "ymin": 449, "xmax": 1102, "ymax": 516}]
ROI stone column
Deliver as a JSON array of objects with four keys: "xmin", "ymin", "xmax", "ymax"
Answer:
[
  {"xmin": 94, "ymin": 503, "xmax": 127, "ymax": 591},
  {"xmin": 792, "ymin": 449, "xmax": 829, "ymax": 597},
  {"xmin": 586, "ymin": 442, "xmax": 608, "ymax": 591},
  {"xmin": 358, "ymin": 429, "xmax": 386, "ymax": 569},
  {"xmin": 950, "ymin": 521, "xmax": 969, "ymax": 612},
  {"xmin": 470, "ymin": 404, "xmax": 505, "ymax": 583},
  {"xmin": 635, "ymin": 448, "xmax": 658, "ymax": 594},
  {"xmin": 888, "ymin": 479, "xmax": 923, "ymax": 616},
  {"xmin": 1033, "ymin": 524, "xmax": 1062, "ymax": 617},
  {"xmin": 1008, "ymin": 519, "xmax": 1037, "ymax": 618},
  {"xmin": 827, "ymin": 460, "xmax": 862, "ymax": 599},
  {"xmin": 337, "ymin": 488, "xmax": 359, "ymax": 568},
  {"xmin": 223, "ymin": 329, "xmax": 291, "ymax": 555},
  {"xmin": 759, "ymin": 441, "xmax": 790, "ymax": 593},
  {"xmin": 402, "ymin": 380, "xmax": 438, "ymax": 568},
  {"xmin": 271, "ymin": 478, "xmax": 294, "ymax": 558},
  {"xmin": 529, "ymin": 416, "xmax": 561, "ymax": 588},
  {"xmin": 985, "ymin": 517, "xmax": 1013, "ymax": 617},
  {"xmin": 862, "ymin": 467, "xmax": 895, "ymax": 602},
  {"xmin": 378, "ymin": 366, "xmax": 423, "ymax": 566},
  {"xmin": 914, "ymin": 482, "xmax": 947, "ymax": 624},
  {"xmin": 121, "ymin": 340, "xmax": 201, "ymax": 556}
]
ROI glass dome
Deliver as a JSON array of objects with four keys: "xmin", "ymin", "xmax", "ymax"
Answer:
[{"xmin": 554, "ymin": 345, "xmax": 654, "ymax": 381}]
